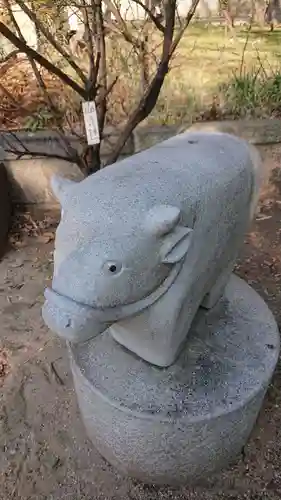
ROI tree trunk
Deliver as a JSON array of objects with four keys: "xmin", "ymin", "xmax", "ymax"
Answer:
[
  {"xmin": 139, "ymin": 33, "xmax": 150, "ymax": 95},
  {"xmin": 85, "ymin": 145, "xmax": 102, "ymax": 175}
]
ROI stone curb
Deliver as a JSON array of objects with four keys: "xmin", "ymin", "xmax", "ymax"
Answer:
[
  {"xmin": 0, "ymin": 127, "xmax": 135, "ymax": 160},
  {"xmin": 1, "ymin": 119, "xmax": 281, "ymax": 159},
  {"xmin": 0, "ymin": 130, "xmax": 84, "ymax": 159},
  {"xmin": 1, "ymin": 119, "xmax": 281, "ymax": 205},
  {"xmin": 186, "ymin": 119, "xmax": 281, "ymax": 145}
]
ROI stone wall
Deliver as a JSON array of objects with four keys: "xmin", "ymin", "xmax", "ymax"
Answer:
[
  {"xmin": 0, "ymin": 129, "xmax": 134, "ymax": 206},
  {"xmin": 2, "ymin": 119, "xmax": 281, "ymax": 207}
]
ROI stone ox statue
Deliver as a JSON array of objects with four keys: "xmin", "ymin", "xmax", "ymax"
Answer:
[{"xmin": 42, "ymin": 131, "xmax": 262, "ymax": 367}]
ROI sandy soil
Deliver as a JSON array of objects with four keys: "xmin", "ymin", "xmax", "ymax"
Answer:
[{"xmin": 1, "ymin": 144, "xmax": 281, "ymax": 500}]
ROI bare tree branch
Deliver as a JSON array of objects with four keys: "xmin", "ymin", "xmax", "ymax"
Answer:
[
  {"xmin": 4, "ymin": 1, "xmax": 71, "ymax": 154},
  {"xmin": 105, "ymin": 0, "xmax": 176, "ymax": 165},
  {"xmin": 2, "ymin": 129, "xmax": 88, "ymax": 174},
  {"xmin": 130, "ymin": 0, "xmax": 165, "ymax": 32},
  {"xmin": 3, "ymin": 146, "xmax": 72, "ymax": 162},
  {"xmin": 1, "ymin": 0, "xmax": 87, "ymax": 171},
  {"xmin": 86, "ymin": 0, "xmax": 107, "ymax": 173},
  {"xmin": 96, "ymin": 0, "xmax": 107, "ymax": 126},
  {"xmin": 12, "ymin": 0, "xmax": 87, "ymax": 83},
  {"xmin": 170, "ymin": 0, "xmax": 200, "ymax": 56},
  {"xmin": 2, "ymin": 125, "xmax": 87, "ymax": 171},
  {"xmin": 105, "ymin": 0, "xmax": 200, "ymax": 166},
  {"xmin": 163, "ymin": 0, "xmax": 176, "ymax": 57},
  {"xmin": 4, "ymin": 131, "xmax": 29, "ymax": 154},
  {"xmin": 0, "ymin": 0, "xmax": 200, "ymax": 174},
  {"xmin": 0, "ymin": 22, "xmax": 87, "ymax": 97},
  {"xmin": 102, "ymin": 0, "xmax": 142, "ymax": 48},
  {"xmin": 83, "ymin": 0, "xmax": 96, "ymax": 97},
  {"xmin": 0, "ymin": 48, "xmax": 19, "ymax": 63}
]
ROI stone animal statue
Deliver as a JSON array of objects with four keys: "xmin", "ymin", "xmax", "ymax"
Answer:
[{"xmin": 42, "ymin": 131, "xmax": 263, "ymax": 367}]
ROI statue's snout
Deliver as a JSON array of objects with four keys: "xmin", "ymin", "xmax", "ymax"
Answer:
[{"xmin": 42, "ymin": 288, "xmax": 110, "ymax": 343}]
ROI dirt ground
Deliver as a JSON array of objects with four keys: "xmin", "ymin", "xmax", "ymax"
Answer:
[{"xmin": 1, "ymin": 145, "xmax": 281, "ymax": 500}]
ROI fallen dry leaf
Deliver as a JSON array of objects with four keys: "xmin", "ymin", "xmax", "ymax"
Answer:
[
  {"xmin": 0, "ymin": 348, "xmax": 9, "ymax": 383},
  {"xmin": 37, "ymin": 233, "xmax": 55, "ymax": 244}
]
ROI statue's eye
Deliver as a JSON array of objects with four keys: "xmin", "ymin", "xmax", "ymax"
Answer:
[{"xmin": 103, "ymin": 261, "xmax": 122, "ymax": 275}]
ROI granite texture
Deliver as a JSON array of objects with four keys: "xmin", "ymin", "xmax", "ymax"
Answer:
[
  {"xmin": 42, "ymin": 130, "xmax": 263, "ymax": 366},
  {"xmin": 70, "ymin": 275, "xmax": 280, "ymax": 485}
]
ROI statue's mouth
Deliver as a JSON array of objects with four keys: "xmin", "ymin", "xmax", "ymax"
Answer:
[
  {"xmin": 42, "ymin": 287, "xmax": 110, "ymax": 342},
  {"xmin": 42, "ymin": 262, "xmax": 183, "ymax": 343}
]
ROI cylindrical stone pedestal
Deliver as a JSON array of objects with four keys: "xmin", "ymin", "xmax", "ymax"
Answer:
[{"xmin": 69, "ymin": 275, "xmax": 279, "ymax": 485}]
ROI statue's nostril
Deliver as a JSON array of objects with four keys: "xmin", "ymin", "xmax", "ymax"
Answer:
[{"xmin": 65, "ymin": 319, "xmax": 72, "ymax": 328}]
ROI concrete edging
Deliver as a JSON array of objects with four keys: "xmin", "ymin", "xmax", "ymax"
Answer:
[{"xmin": 1, "ymin": 119, "xmax": 281, "ymax": 206}]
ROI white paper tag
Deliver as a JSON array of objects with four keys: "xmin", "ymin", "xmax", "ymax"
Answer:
[{"xmin": 82, "ymin": 101, "xmax": 100, "ymax": 145}]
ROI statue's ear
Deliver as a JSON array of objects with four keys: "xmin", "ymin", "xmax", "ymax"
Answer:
[
  {"xmin": 51, "ymin": 174, "xmax": 77, "ymax": 205},
  {"xmin": 145, "ymin": 205, "xmax": 193, "ymax": 264},
  {"xmin": 160, "ymin": 226, "xmax": 193, "ymax": 264}
]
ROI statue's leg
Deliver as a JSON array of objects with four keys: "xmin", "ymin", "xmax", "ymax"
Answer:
[{"xmin": 201, "ymin": 262, "xmax": 234, "ymax": 310}]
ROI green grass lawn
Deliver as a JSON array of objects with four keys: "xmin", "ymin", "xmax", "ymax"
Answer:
[
  {"xmin": 11, "ymin": 23, "xmax": 281, "ymax": 133},
  {"xmin": 146, "ymin": 24, "xmax": 281, "ymax": 126}
]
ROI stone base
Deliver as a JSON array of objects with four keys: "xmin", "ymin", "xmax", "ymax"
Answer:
[{"xmin": 69, "ymin": 275, "xmax": 279, "ymax": 485}]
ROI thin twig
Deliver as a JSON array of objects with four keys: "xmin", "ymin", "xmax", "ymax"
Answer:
[
  {"xmin": 13, "ymin": 0, "xmax": 87, "ymax": 84},
  {"xmin": 83, "ymin": 0, "xmax": 96, "ymax": 98},
  {"xmin": 5, "ymin": 2, "xmax": 70, "ymax": 155},
  {"xmin": 0, "ymin": 22, "xmax": 86, "ymax": 98},
  {"xmin": 2, "ymin": 2, "xmax": 87, "ymax": 172},
  {"xmin": 84, "ymin": 0, "xmax": 107, "ymax": 174},
  {"xmin": 4, "ymin": 147, "xmax": 73, "ymax": 161},
  {"xmin": 103, "ymin": 0, "xmax": 142, "ymax": 48},
  {"xmin": 50, "ymin": 361, "xmax": 64, "ymax": 386},
  {"xmin": 6, "ymin": 131, "xmax": 29, "ymax": 153},
  {"xmin": 105, "ymin": 0, "xmax": 200, "ymax": 165},
  {"xmin": 130, "ymin": 0, "xmax": 165, "ymax": 32},
  {"xmin": 0, "ymin": 80, "xmax": 28, "ymax": 111},
  {"xmin": 105, "ymin": 0, "xmax": 176, "ymax": 165},
  {"xmin": 239, "ymin": 22, "xmax": 252, "ymax": 78},
  {"xmin": 170, "ymin": 0, "xmax": 200, "ymax": 56},
  {"xmin": 0, "ymin": 49, "xmax": 19, "ymax": 63}
]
